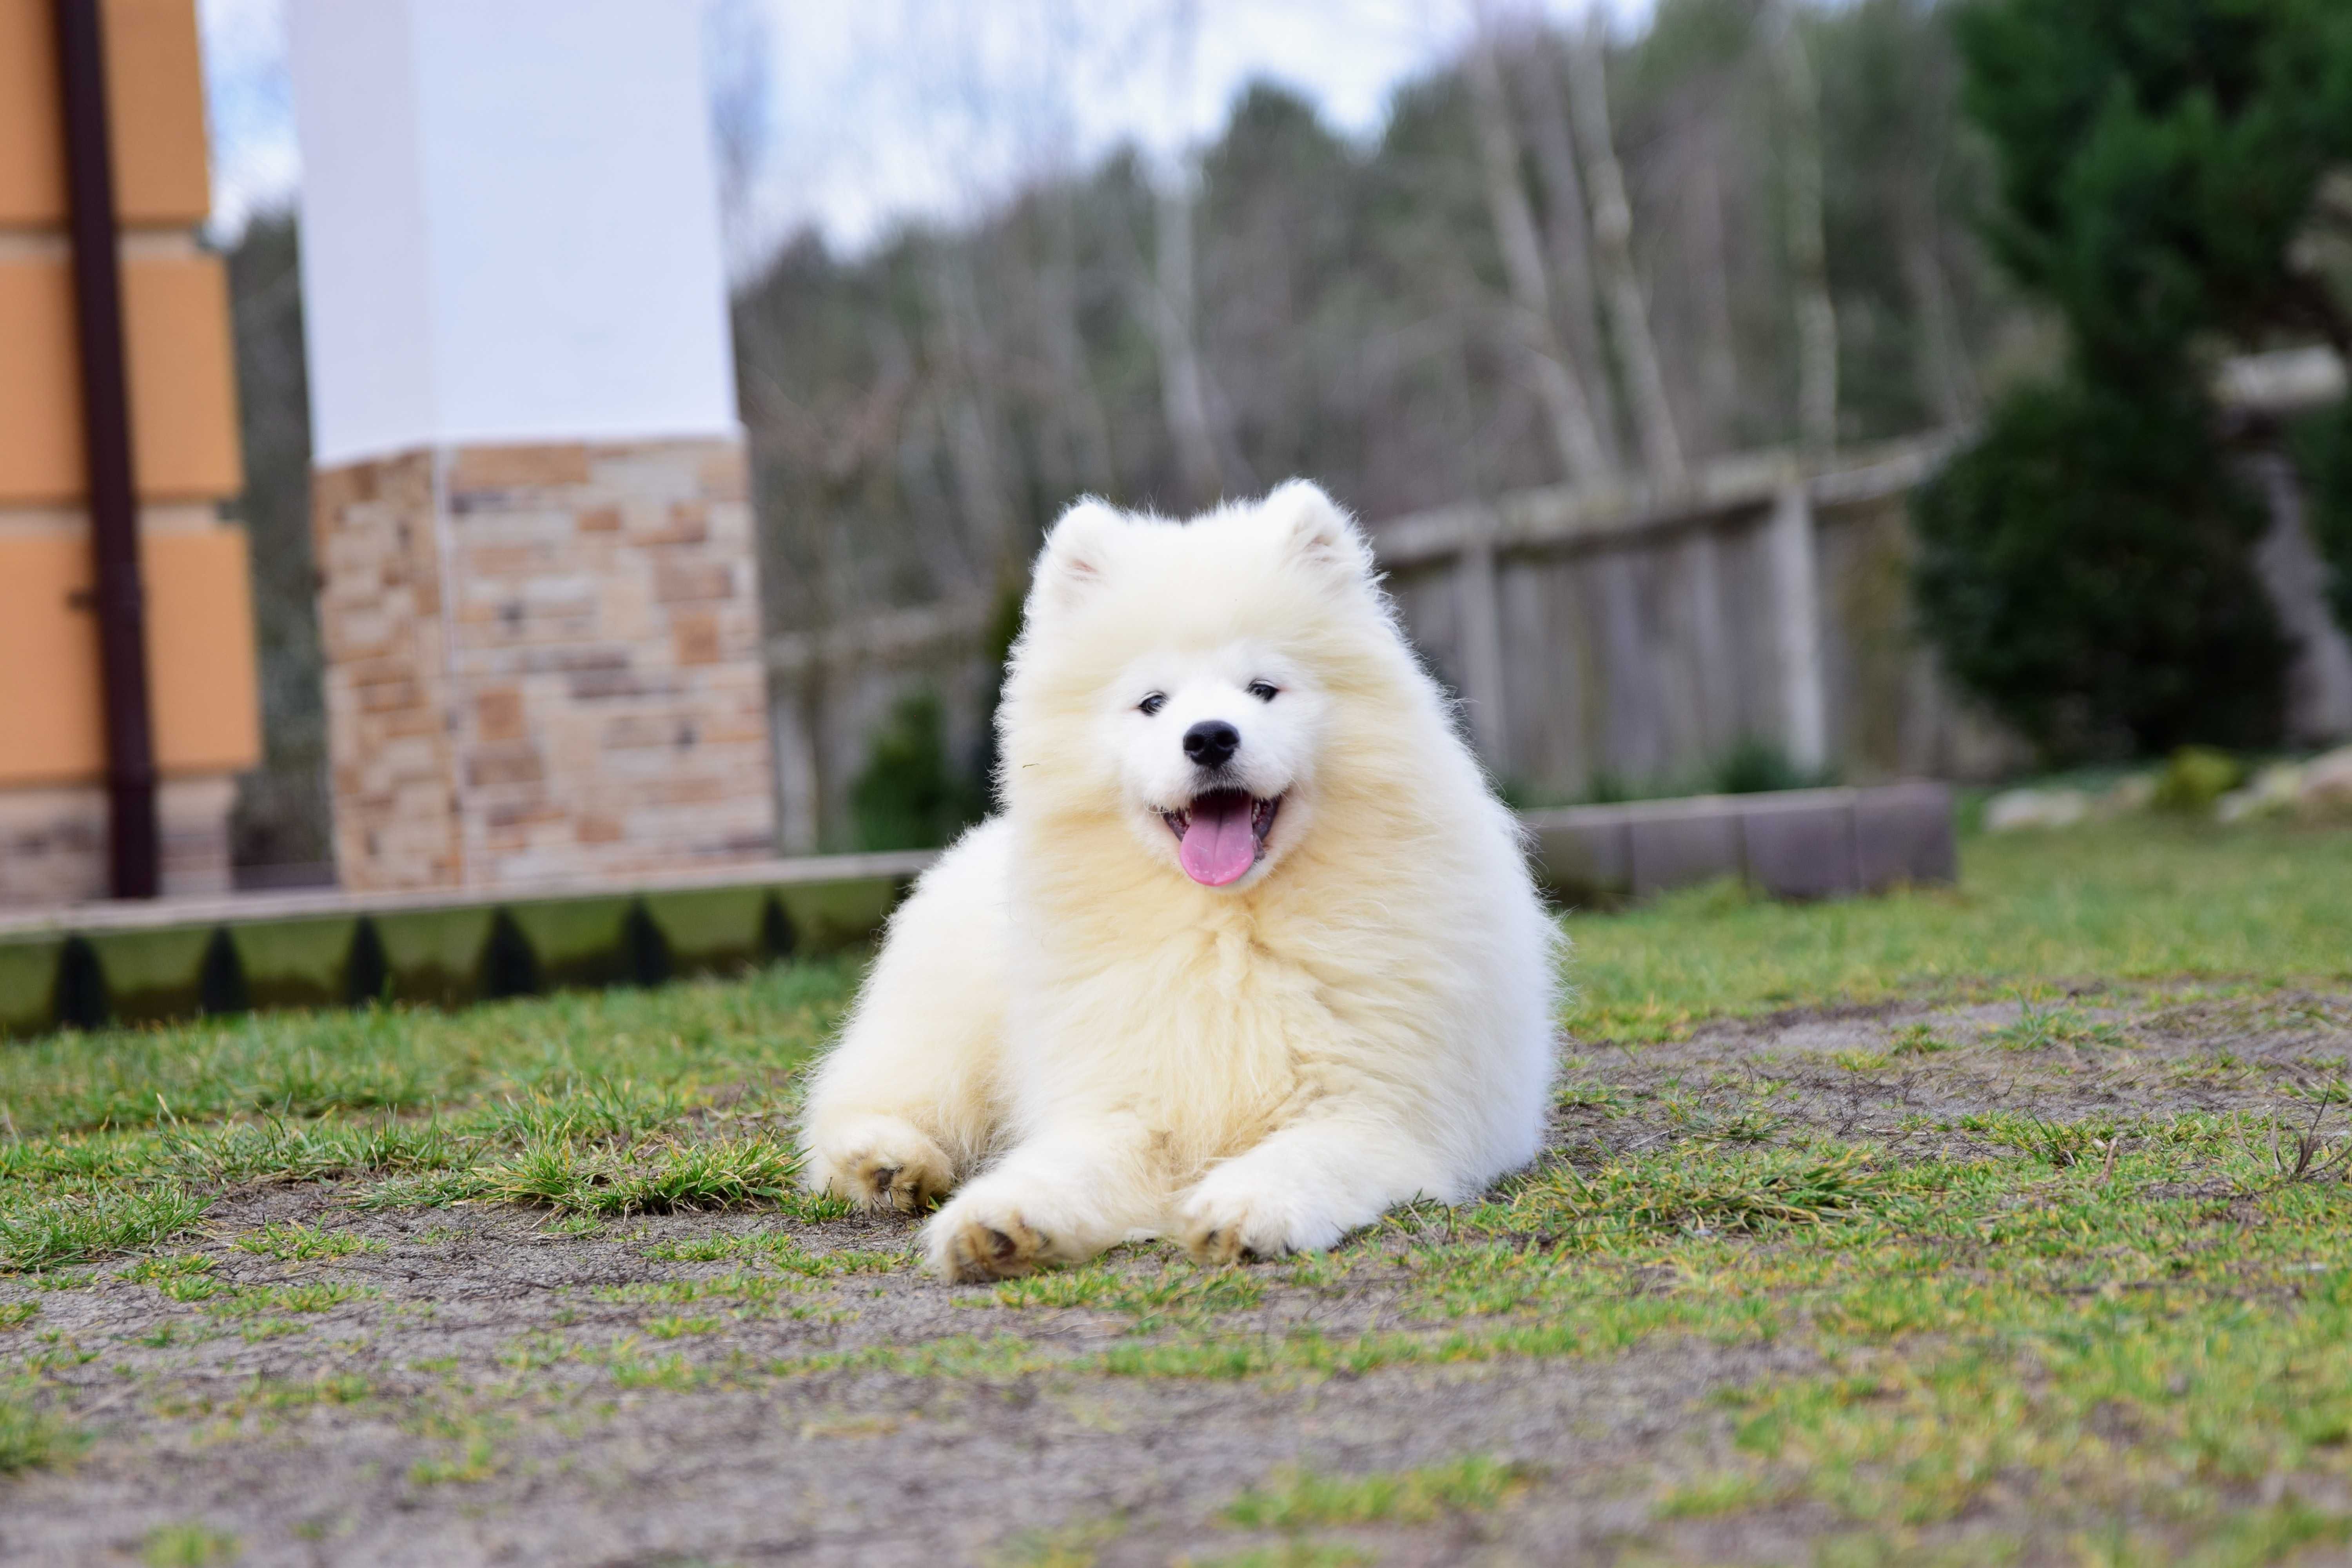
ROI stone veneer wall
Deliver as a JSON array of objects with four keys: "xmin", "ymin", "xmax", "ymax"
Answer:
[
  {"xmin": 0, "ymin": 778, "xmax": 236, "ymax": 906},
  {"xmin": 312, "ymin": 437, "xmax": 775, "ymax": 891}
]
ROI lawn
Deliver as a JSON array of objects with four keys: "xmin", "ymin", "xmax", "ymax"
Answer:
[{"xmin": 2, "ymin": 818, "xmax": 2350, "ymax": 1565}]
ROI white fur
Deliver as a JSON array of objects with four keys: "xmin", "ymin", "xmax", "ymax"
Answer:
[{"xmin": 800, "ymin": 481, "xmax": 1561, "ymax": 1279}]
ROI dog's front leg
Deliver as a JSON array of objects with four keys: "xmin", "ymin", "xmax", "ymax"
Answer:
[
  {"xmin": 1177, "ymin": 1100, "xmax": 1453, "ymax": 1264},
  {"xmin": 922, "ymin": 1114, "xmax": 1163, "ymax": 1281}
]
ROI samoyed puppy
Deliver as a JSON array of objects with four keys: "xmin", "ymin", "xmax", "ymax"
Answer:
[{"xmin": 801, "ymin": 481, "xmax": 1559, "ymax": 1280}]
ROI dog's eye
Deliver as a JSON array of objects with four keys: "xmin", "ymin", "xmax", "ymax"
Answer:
[
  {"xmin": 1247, "ymin": 681, "xmax": 1279, "ymax": 702},
  {"xmin": 1138, "ymin": 693, "xmax": 1167, "ymax": 717}
]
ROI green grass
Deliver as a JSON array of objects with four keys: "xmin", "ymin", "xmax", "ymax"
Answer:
[
  {"xmin": 141, "ymin": 1523, "xmax": 240, "ymax": 1567},
  {"xmin": 0, "ymin": 958, "xmax": 857, "ymax": 1140},
  {"xmin": 0, "ymin": 964, "xmax": 856, "ymax": 1274},
  {"xmin": 1220, "ymin": 1455, "xmax": 1530, "ymax": 1528},
  {"xmin": 0, "ymin": 1387, "xmax": 81, "ymax": 1473},
  {"xmin": 1, "ymin": 1187, "xmax": 212, "ymax": 1272},
  {"xmin": 2, "ymin": 821, "xmax": 2351, "ymax": 1555},
  {"xmin": 230, "ymin": 1221, "xmax": 383, "ymax": 1263},
  {"xmin": 1565, "ymin": 819, "xmax": 2352, "ymax": 1039}
]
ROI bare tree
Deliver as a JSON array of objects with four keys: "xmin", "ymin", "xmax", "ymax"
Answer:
[
  {"xmin": 1038, "ymin": 191, "xmax": 1119, "ymax": 495},
  {"xmin": 1151, "ymin": 167, "xmax": 1234, "ymax": 506},
  {"xmin": 1566, "ymin": 20, "xmax": 1686, "ymax": 487},
  {"xmin": 1147, "ymin": 2, "xmax": 1241, "ymax": 507},
  {"xmin": 1689, "ymin": 141, "xmax": 1744, "ymax": 450},
  {"xmin": 1465, "ymin": 14, "xmax": 1614, "ymax": 487},
  {"xmin": 1899, "ymin": 151, "xmax": 1978, "ymax": 428},
  {"xmin": 1769, "ymin": 2, "xmax": 1839, "ymax": 454},
  {"xmin": 921, "ymin": 244, "xmax": 1019, "ymax": 581},
  {"xmin": 1504, "ymin": 36, "xmax": 1617, "ymax": 469}
]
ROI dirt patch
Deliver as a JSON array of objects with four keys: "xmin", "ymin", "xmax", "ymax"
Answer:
[{"xmin": 5, "ymin": 990, "xmax": 2351, "ymax": 1567}]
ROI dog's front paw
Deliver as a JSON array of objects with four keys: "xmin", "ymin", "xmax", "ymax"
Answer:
[
  {"xmin": 1177, "ymin": 1185, "xmax": 1302, "ymax": 1266},
  {"xmin": 924, "ymin": 1194, "xmax": 1051, "ymax": 1282},
  {"xmin": 805, "ymin": 1115, "xmax": 955, "ymax": 1216}
]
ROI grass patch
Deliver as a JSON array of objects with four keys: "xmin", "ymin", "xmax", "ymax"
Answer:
[
  {"xmin": 989, "ymin": 1260, "xmax": 1267, "ymax": 1330},
  {"xmin": 1221, "ymin": 1455, "xmax": 1530, "ymax": 1528},
  {"xmin": 473, "ymin": 1134, "xmax": 807, "ymax": 1216},
  {"xmin": 990, "ymin": 1517, "xmax": 1126, "ymax": 1568},
  {"xmin": 1, "ymin": 1188, "xmax": 211, "ymax": 1272},
  {"xmin": 1654, "ymin": 1470, "xmax": 1780, "ymax": 1519},
  {"xmin": 208, "ymin": 1281, "xmax": 375, "ymax": 1319},
  {"xmin": 1181, "ymin": 1546, "xmax": 1372, "ymax": 1568},
  {"xmin": 141, "ymin": 1523, "xmax": 240, "ymax": 1566},
  {"xmin": 1985, "ymin": 1003, "xmax": 2128, "ymax": 1051},
  {"xmin": 408, "ymin": 1433, "xmax": 503, "ymax": 1485},
  {"xmin": 0, "ymin": 960, "xmax": 857, "ymax": 1140},
  {"xmin": 1497, "ymin": 1145, "xmax": 1895, "ymax": 1241},
  {"xmin": 230, "ymin": 1221, "xmax": 384, "ymax": 1263},
  {"xmin": 0, "ymin": 1388, "xmax": 83, "ymax": 1474},
  {"xmin": 1566, "ymin": 820, "xmax": 2352, "ymax": 1040}
]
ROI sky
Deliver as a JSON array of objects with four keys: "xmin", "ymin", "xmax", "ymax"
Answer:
[{"xmin": 197, "ymin": 0, "xmax": 1653, "ymax": 266}]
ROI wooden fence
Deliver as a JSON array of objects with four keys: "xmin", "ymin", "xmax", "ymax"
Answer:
[
  {"xmin": 763, "ymin": 428, "xmax": 2352, "ymax": 848},
  {"xmin": 1367, "ymin": 433, "xmax": 2026, "ymax": 804}
]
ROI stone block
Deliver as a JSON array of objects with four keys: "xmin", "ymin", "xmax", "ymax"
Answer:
[
  {"xmin": 446, "ymin": 442, "xmax": 590, "ymax": 493},
  {"xmin": 653, "ymin": 563, "xmax": 733, "ymax": 603},
  {"xmin": 672, "ymin": 612, "xmax": 722, "ymax": 666},
  {"xmin": 1855, "ymin": 780, "xmax": 1957, "ymax": 889},
  {"xmin": 1739, "ymin": 790, "xmax": 1858, "ymax": 902},
  {"xmin": 1625, "ymin": 800, "xmax": 1744, "ymax": 897},
  {"xmin": 1521, "ymin": 813, "xmax": 1630, "ymax": 905},
  {"xmin": 474, "ymin": 687, "xmax": 526, "ymax": 742}
]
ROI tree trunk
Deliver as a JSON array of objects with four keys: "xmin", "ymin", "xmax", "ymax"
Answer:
[
  {"xmin": 1040, "ymin": 191, "xmax": 1118, "ymax": 496},
  {"xmin": 921, "ymin": 247, "xmax": 1017, "ymax": 580},
  {"xmin": 1898, "ymin": 177, "xmax": 1978, "ymax": 428},
  {"xmin": 1690, "ymin": 142, "xmax": 1742, "ymax": 452},
  {"xmin": 1466, "ymin": 29, "xmax": 1612, "ymax": 489},
  {"xmin": 1151, "ymin": 171, "xmax": 1229, "ymax": 507},
  {"xmin": 1496, "ymin": 33, "xmax": 1620, "ymax": 475},
  {"xmin": 1770, "ymin": 4, "xmax": 1839, "ymax": 456},
  {"xmin": 1566, "ymin": 22, "xmax": 1686, "ymax": 488}
]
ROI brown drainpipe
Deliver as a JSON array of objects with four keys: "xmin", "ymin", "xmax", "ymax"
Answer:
[{"xmin": 53, "ymin": 0, "xmax": 160, "ymax": 898}]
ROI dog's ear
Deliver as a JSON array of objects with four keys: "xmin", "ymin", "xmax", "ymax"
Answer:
[
  {"xmin": 1030, "ymin": 497, "xmax": 1125, "ymax": 615},
  {"xmin": 1264, "ymin": 479, "xmax": 1375, "ymax": 584}
]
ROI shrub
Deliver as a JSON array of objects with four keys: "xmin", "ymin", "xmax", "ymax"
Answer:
[
  {"xmin": 848, "ymin": 688, "xmax": 982, "ymax": 851},
  {"xmin": 2149, "ymin": 745, "xmax": 2245, "ymax": 813},
  {"xmin": 1921, "ymin": 0, "xmax": 2352, "ymax": 759},
  {"xmin": 1912, "ymin": 379, "xmax": 2286, "ymax": 760}
]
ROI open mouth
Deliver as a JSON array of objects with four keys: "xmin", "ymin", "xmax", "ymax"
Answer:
[{"xmin": 1158, "ymin": 789, "xmax": 1281, "ymax": 887}]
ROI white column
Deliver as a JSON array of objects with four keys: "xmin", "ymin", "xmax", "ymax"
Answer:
[{"xmin": 288, "ymin": 0, "xmax": 740, "ymax": 463}]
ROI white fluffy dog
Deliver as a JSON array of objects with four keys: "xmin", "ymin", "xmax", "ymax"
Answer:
[{"xmin": 800, "ymin": 481, "xmax": 1559, "ymax": 1280}]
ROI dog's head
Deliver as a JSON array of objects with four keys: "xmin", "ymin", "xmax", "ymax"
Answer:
[{"xmin": 1000, "ymin": 481, "xmax": 1396, "ymax": 891}]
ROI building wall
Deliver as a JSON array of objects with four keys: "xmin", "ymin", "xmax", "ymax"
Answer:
[
  {"xmin": 315, "ymin": 438, "xmax": 775, "ymax": 891},
  {"xmin": 0, "ymin": 0, "xmax": 259, "ymax": 906}
]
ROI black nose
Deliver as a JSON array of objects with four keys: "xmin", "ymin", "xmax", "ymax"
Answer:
[{"xmin": 1183, "ymin": 719, "xmax": 1240, "ymax": 769}]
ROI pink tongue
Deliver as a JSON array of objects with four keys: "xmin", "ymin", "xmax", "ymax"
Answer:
[{"xmin": 1178, "ymin": 793, "xmax": 1258, "ymax": 886}]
